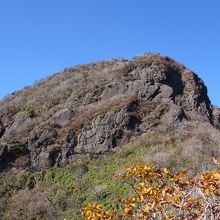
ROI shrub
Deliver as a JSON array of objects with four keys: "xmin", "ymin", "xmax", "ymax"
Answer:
[
  {"xmin": 8, "ymin": 142, "xmax": 23, "ymax": 155},
  {"xmin": 9, "ymin": 188, "xmax": 58, "ymax": 219},
  {"xmin": 81, "ymin": 159, "xmax": 220, "ymax": 219}
]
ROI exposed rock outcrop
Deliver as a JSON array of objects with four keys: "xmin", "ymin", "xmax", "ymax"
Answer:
[
  {"xmin": 0, "ymin": 53, "xmax": 218, "ymax": 170},
  {"xmin": 213, "ymin": 106, "xmax": 220, "ymax": 128}
]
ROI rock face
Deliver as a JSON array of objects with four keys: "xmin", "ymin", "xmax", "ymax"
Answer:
[{"xmin": 0, "ymin": 53, "xmax": 219, "ymax": 170}]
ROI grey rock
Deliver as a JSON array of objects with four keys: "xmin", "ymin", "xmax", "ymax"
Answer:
[
  {"xmin": 93, "ymin": 184, "xmax": 110, "ymax": 200},
  {"xmin": 50, "ymin": 108, "xmax": 73, "ymax": 127},
  {"xmin": 3, "ymin": 112, "xmax": 34, "ymax": 141},
  {"xmin": 74, "ymin": 112, "xmax": 115, "ymax": 154},
  {"xmin": 60, "ymin": 130, "xmax": 78, "ymax": 164},
  {"xmin": 29, "ymin": 128, "xmax": 57, "ymax": 149},
  {"xmin": 213, "ymin": 106, "xmax": 220, "ymax": 128},
  {"xmin": 160, "ymin": 85, "xmax": 173, "ymax": 99},
  {"xmin": 147, "ymin": 84, "xmax": 160, "ymax": 99},
  {"xmin": 0, "ymin": 53, "xmax": 219, "ymax": 170},
  {"xmin": 162, "ymin": 104, "xmax": 185, "ymax": 125},
  {"xmin": 73, "ymin": 109, "xmax": 139, "ymax": 155},
  {"xmin": 101, "ymin": 82, "xmax": 125, "ymax": 99},
  {"xmin": 72, "ymin": 164, "xmax": 89, "ymax": 179},
  {"xmin": 65, "ymin": 95, "xmax": 83, "ymax": 109},
  {"xmin": 31, "ymin": 146, "xmax": 60, "ymax": 169}
]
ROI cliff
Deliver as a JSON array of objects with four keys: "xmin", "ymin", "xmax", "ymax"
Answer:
[{"xmin": 0, "ymin": 53, "xmax": 220, "ymax": 171}]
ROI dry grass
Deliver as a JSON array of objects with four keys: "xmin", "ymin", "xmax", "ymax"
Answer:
[
  {"xmin": 69, "ymin": 94, "xmax": 136, "ymax": 131},
  {"xmin": 9, "ymin": 188, "xmax": 58, "ymax": 219},
  {"xmin": 142, "ymin": 124, "xmax": 220, "ymax": 174}
]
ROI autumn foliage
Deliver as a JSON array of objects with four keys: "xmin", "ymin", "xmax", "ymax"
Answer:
[{"xmin": 81, "ymin": 158, "xmax": 220, "ymax": 219}]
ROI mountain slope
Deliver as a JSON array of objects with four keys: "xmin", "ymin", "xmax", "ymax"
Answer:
[
  {"xmin": 0, "ymin": 53, "xmax": 220, "ymax": 171},
  {"xmin": 0, "ymin": 53, "xmax": 220, "ymax": 219}
]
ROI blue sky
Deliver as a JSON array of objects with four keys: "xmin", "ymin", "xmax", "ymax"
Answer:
[{"xmin": 0, "ymin": 1, "xmax": 219, "ymax": 106}]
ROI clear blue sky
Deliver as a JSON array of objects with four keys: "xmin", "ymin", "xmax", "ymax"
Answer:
[{"xmin": 0, "ymin": 1, "xmax": 219, "ymax": 106}]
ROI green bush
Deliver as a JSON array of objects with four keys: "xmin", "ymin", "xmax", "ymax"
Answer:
[{"xmin": 8, "ymin": 142, "xmax": 23, "ymax": 155}]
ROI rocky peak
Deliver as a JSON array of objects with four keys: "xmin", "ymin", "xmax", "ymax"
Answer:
[{"xmin": 0, "ymin": 53, "xmax": 219, "ymax": 170}]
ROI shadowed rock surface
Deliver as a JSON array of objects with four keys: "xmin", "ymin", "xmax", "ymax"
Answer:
[{"xmin": 0, "ymin": 53, "xmax": 219, "ymax": 170}]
